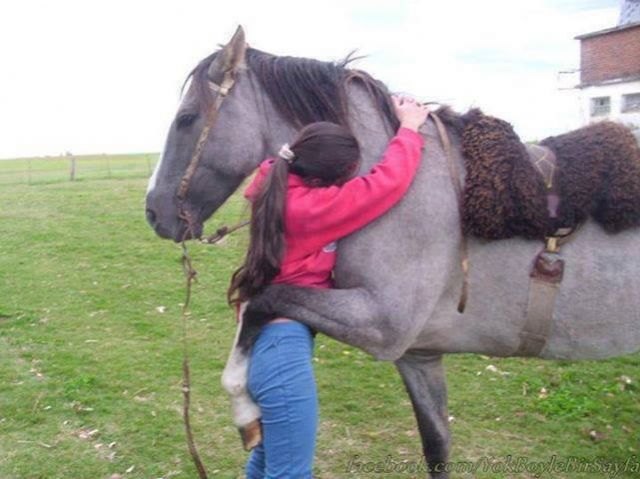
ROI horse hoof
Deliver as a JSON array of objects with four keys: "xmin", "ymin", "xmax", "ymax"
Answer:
[{"xmin": 239, "ymin": 419, "xmax": 262, "ymax": 451}]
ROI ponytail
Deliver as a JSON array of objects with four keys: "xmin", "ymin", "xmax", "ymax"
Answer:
[
  {"xmin": 228, "ymin": 121, "xmax": 360, "ymax": 306},
  {"xmin": 228, "ymin": 157, "xmax": 290, "ymax": 305}
]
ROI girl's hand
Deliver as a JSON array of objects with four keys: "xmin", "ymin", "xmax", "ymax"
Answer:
[{"xmin": 392, "ymin": 95, "xmax": 430, "ymax": 132}]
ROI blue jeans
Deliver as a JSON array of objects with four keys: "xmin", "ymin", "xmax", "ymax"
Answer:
[{"xmin": 245, "ymin": 320, "xmax": 317, "ymax": 479}]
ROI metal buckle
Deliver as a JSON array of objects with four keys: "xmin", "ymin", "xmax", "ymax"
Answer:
[{"xmin": 545, "ymin": 236, "xmax": 559, "ymax": 253}]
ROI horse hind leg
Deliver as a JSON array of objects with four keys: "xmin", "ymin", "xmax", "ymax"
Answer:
[
  {"xmin": 395, "ymin": 351, "xmax": 451, "ymax": 479},
  {"xmin": 220, "ymin": 303, "xmax": 262, "ymax": 450}
]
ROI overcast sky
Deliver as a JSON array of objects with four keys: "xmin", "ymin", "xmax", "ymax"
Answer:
[{"xmin": 0, "ymin": 0, "xmax": 620, "ymax": 159}]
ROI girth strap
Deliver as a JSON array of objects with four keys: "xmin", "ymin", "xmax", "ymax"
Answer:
[
  {"xmin": 515, "ymin": 227, "xmax": 576, "ymax": 356},
  {"xmin": 517, "ymin": 248, "xmax": 564, "ymax": 356}
]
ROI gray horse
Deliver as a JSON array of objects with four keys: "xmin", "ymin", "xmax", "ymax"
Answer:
[{"xmin": 145, "ymin": 28, "xmax": 640, "ymax": 478}]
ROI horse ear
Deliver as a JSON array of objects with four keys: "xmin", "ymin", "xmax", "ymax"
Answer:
[{"xmin": 208, "ymin": 26, "xmax": 247, "ymax": 81}]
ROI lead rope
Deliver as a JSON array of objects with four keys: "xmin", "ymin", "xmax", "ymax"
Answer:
[
  {"xmin": 178, "ymin": 207, "xmax": 248, "ymax": 479},
  {"xmin": 175, "ymin": 92, "xmax": 249, "ymax": 478},
  {"xmin": 179, "ymin": 240, "xmax": 208, "ymax": 479},
  {"xmin": 176, "ymin": 205, "xmax": 210, "ymax": 479},
  {"xmin": 175, "ymin": 69, "xmax": 237, "ymax": 479},
  {"xmin": 430, "ymin": 113, "xmax": 469, "ymax": 313}
]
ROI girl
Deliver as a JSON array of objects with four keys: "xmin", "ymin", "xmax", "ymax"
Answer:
[{"xmin": 228, "ymin": 96, "xmax": 429, "ymax": 479}]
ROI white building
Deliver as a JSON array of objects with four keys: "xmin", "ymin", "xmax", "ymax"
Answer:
[{"xmin": 575, "ymin": 0, "xmax": 640, "ymax": 136}]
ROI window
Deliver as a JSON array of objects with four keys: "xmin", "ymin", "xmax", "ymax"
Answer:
[
  {"xmin": 590, "ymin": 97, "xmax": 610, "ymax": 116},
  {"xmin": 622, "ymin": 93, "xmax": 640, "ymax": 113}
]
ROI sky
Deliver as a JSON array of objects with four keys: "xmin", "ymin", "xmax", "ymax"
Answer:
[{"xmin": 0, "ymin": 0, "xmax": 621, "ymax": 159}]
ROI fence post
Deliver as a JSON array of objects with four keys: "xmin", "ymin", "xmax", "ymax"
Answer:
[{"xmin": 69, "ymin": 153, "xmax": 76, "ymax": 181}]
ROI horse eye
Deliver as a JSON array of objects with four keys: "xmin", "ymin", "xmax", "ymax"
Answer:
[{"xmin": 176, "ymin": 113, "xmax": 197, "ymax": 129}]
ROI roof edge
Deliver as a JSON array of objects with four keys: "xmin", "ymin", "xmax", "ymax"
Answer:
[{"xmin": 575, "ymin": 21, "xmax": 640, "ymax": 40}]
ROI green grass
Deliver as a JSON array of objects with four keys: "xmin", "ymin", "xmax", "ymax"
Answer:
[{"xmin": 0, "ymin": 164, "xmax": 638, "ymax": 478}]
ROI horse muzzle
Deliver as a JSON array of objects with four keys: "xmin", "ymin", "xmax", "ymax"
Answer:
[{"xmin": 146, "ymin": 192, "xmax": 203, "ymax": 242}]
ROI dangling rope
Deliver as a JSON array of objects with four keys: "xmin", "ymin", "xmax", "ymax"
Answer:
[
  {"xmin": 172, "ymin": 61, "xmax": 245, "ymax": 477},
  {"xmin": 177, "ymin": 210, "xmax": 249, "ymax": 479},
  {"xmin": 178, "ymin": 209, "xmax": 209, "ymax": 479}
]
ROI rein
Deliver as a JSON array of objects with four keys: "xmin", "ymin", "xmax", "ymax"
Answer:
[
  {"xmin": 178, "ymin": 243, "xmax": 207, "ymax": 479},
  {"xmin": 175, "ymin": 68, "xmax": 240, "ymax": 479},
  {"xmin": 201, "ymin": 220, "xmax": 250, "ymax": 245}
]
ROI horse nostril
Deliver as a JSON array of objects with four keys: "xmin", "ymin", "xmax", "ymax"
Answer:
[{"xmin": 146, "ymin": 208, "xmax": 157, "ymax": 225}]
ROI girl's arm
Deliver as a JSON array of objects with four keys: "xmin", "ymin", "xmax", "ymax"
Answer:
[
  {"xmin": 287, "ymin": 127, "xmax": 425, "ymax": 249},
  {"xmin": 244, "ymin": 159, "xmax": 273, "ymax": 200}
]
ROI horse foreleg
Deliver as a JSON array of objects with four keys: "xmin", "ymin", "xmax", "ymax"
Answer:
[
  {"xmin": 245, "ymin": 285, "xmax": 400, "ymax": 359},
  {"xmin": 220, "ymin": 304, "xmax": 262, "ymax": 450},
  {"xmin": 395, "ymin": 351, "xmax": 450, "ymax": 479}
]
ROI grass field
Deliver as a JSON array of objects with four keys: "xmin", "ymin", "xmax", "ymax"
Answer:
[{"xmin": 0, "ymin": 157, "xmax": 638, "ymax": 478}]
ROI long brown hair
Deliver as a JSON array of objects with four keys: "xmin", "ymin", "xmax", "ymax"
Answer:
[{"xmin": 228, "ymin": 121, "xmax": 360, "ymax": 305}]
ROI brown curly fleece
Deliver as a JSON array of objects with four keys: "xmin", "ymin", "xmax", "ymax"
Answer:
[
  {"xmin": 459, "ymin": 109, "xmax": 549, "ymax": 239},
  {"xmin": 452, "ymin": 108, "xmax": 640, "ymax": 239},
  {"xmin": 541, "ymin": 121, "xmax": 640, "ymax": 233}
]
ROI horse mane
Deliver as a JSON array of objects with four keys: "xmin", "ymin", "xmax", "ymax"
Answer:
[{"xmin": 186, "ymin": 47, "xmax": 400, "ymax": 131}]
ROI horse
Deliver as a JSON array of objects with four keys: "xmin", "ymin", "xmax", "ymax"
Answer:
[{"xmin": 145, "ymin": 27, "xmax": 640, "ymax": 478}]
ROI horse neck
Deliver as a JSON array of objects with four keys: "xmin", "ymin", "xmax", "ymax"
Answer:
[
  {"xmin": 345, "ymin": 85, "xmax": 466, "ymax": 202},
  {"xmin": 346, "ymin": 83, "xmax": 394, "ymax": 172},
  {"xmin": 248, "ymin": 75, "xmax": 298, "ymax": 158},
  {"xmin": 251, "ymin": 79, "xmax": 392, "ymax": 168}
]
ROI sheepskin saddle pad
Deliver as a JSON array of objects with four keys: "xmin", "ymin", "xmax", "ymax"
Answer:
[{"xmin": 459, "ymin": 109, "xmax": 640, "ymax": 240}]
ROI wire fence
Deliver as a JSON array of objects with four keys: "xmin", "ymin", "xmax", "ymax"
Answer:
[{"xmin": 0, "ymin": 153, "xmax": 159, "ymax": 185}]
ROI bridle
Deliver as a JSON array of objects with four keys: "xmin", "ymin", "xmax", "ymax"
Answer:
[
  {"xmin": 176, "ymin": 68, "xmax": 239, "ymax": 241},
  {"xmin": 175, "ymin": 67, "xmax": 242, "ymax": 479}
]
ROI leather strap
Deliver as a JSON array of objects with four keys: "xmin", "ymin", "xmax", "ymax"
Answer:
[
  {"xmin": 515, "ymin": 235, "xmax": 567, "ymax": 357},
  {"xmin": 431, "ymin": 113, "xmax": 469, "ymax": 313},
  {"xmin": 517, "ymin": 276, "xmax": 560, "ymax": 356},
  {"xmin": 526, "ymin": 144, "xmax": 557, "ymax": 190},
  {"xmin": 177, "ymin": 73, "xmax": 236, "ymax": 202}
]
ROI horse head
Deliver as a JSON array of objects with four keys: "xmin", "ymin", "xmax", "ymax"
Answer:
[
  {"xmin": 145, "ymin": 26, "xmax": 397, "ymax": 242},
  {"xmin": 145, "ymin": 27, "xmax": 274, "ymax": 241}
]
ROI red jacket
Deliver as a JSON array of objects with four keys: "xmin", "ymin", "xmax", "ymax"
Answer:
[{"xmin": 244, "ymin": 127, "xmax": 425, "ymax": 289}]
